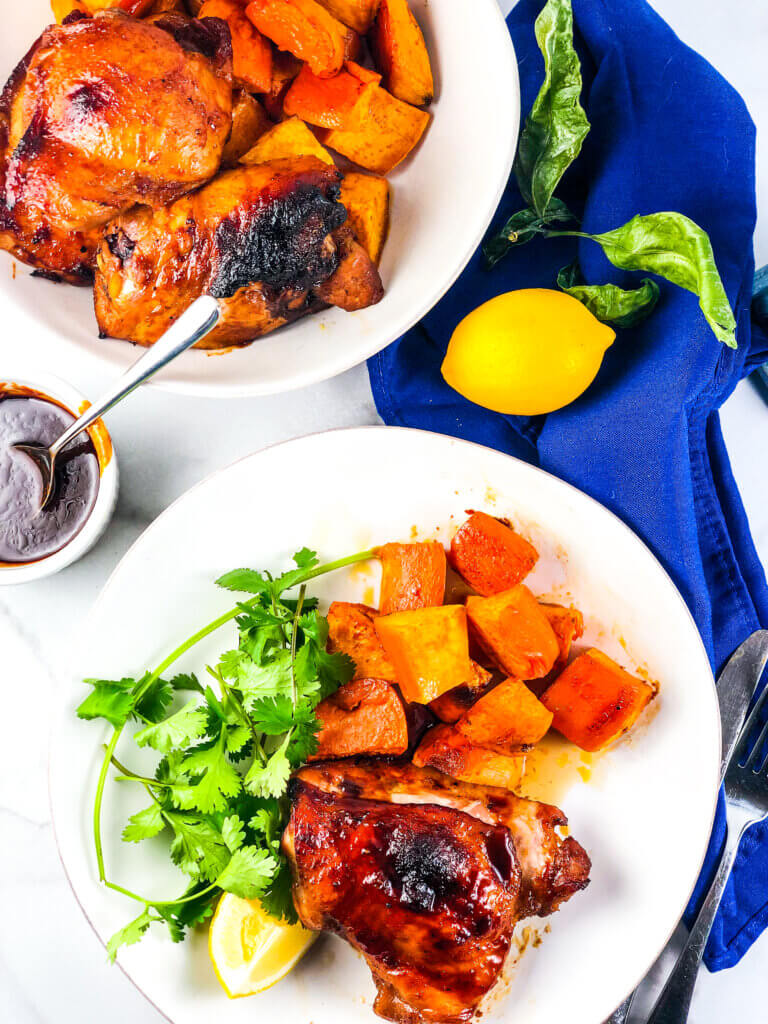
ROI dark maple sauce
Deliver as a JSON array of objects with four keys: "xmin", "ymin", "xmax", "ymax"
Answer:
[{"xmin": 0, "ymin": 389, "xmax": 99, "ymax": 564}]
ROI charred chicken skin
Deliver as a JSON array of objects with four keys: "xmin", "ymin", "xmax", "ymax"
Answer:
[
  {"xmin": 95, "ymin": 157, "xmax": 384, "ymax": 348},
  {"xmin": 284, "ymin": 760, "xmax": 591, "ymax": 1023},
  {"xmin": 0, "ymin": 10, "xmax": 233, "ymax": 282}
]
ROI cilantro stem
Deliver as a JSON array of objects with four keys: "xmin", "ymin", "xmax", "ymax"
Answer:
[
  {"xmin": 91, "ymin": 547, "xmax": 376, "ymax": 902},
  {"xmin": 289, "ymin": 584, "xmax": 307, "ymax": 709},
  {"xmin": 105, "ymin": 879, "xmax": 218, "ymax": 908}
]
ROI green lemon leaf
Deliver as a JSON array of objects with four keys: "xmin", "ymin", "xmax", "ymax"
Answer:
[
  {"xmin": 514, "ymin": 0, "xmax": 590, "ymax": 216},
  {"xmin": 586, "ymin": 213, "xmax": 737, "ymax": 346},
  {"xmin": 557, "ymin": 262, "xmax": 660, "ymax": 327},
  {"xmin": 484, "ymin": 198, "xmax": 574, "ymax": 268}
]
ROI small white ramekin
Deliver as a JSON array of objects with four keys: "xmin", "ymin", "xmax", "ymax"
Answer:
[{"xmin": 0, "ymin": 370, "xmax": 119, "ymax": 585}]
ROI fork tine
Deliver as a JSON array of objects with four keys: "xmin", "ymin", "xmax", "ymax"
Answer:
[
  {"xmin": 747, "ymin": 714, "xmax": 768, "ymax": 773},
  {"xmin": 736, "ymin": 682, "xmax": 768, "ymax": 766}
]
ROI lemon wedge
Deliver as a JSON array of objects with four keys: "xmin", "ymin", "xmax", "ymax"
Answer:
[{"xmin": 209, "ymin": 893, "xmax": 316, "ymax": 998}]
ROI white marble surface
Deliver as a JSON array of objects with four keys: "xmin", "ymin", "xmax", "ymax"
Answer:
[{"xmin": 2, "ymin": 0, "xmax": 768, "ymax": 1021}]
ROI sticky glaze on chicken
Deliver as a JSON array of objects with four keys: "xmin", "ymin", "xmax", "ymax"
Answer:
[
  {"xmin": 0, "ymin": 10, "xmax": 233, "ymax": 282},
  {"xmin": 285, "ymin": 778, "xmax": 521, "ymax": 1024},
  {"xmin": 94, "ymin": 157, "xmax": 384, "ymax": 349},
  {"xmin": 293, "ymin": 759, "xmax": 591, "ymax": 920}
]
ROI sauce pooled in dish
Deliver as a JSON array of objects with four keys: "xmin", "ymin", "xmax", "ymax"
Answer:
[{"xmin": 0, "ymin": 391, "xmax": 99, "ymax": 564}]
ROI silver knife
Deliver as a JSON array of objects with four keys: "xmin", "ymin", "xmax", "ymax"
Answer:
[{"xmin": 603, "ymin": 629, "xmax": 768, "ymax": 1024}]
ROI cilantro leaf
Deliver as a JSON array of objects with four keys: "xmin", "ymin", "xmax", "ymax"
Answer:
[
  {"xmin": 134, "ymin": 699, "xmax": 208, "ymax": 753},
  {"xmin": 216, "ymin": 846, "xmax": 277, "ymax": 899},
  {"xmin": 135, "ymin": 674, "xmax": 174, "ymax": 724},
  {"xmin": 167, "ymin": 814, "xmax": 231, "ymax": 881},
  {"xmin": 244, "ymin": 736, "xmax": 291, "ymax": 799},
  {"xmin": 77, "ymin": 681, "xmax": 136, "ymax": 729},
  {"xmin": 248, "ymin": 696, "xmax": 297, "ymax": 736},
  {"xmin": 259, "ymin": 860, "xmax": 298, "ymax": 923},
  {"xmin": 236, "ymin": 650, "xmax": 295, "ymax": 708},
  {"xmin": 106, "ymin": 907, "xmax": 153, "ymax": 963},
  {"xmin": 221, "ymin": 814, "xmax": 246, "ymax": 854},
  {"xmin": 216, "ymin": 568, "xmax": 270, "ymax": 596},
  {"xmin": 122, "ymin": 803, "xmax": 166, "ymax": 843},
  {"xmin": 292, "ymin": 548, "xmax": 318, "ymax": 570},
  {"xmin": 171, "ymin": 673, "xmax": 203, "ymax": 694},
  {"xmin": 181, "ymin": 736, "xmax": 242, "ymax": 814}
]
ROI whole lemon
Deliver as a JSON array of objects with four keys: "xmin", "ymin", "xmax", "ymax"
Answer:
[{"xmin": 441, "ymin": 289, "xmax": 616, "ymax": 416}]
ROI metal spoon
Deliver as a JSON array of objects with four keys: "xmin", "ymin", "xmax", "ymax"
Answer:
[{"xmin": 14, "ymin": 295, "xmax": 221, "ymax": 509}]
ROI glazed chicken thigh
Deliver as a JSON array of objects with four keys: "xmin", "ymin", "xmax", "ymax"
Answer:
[
  {"xmin": 0, "ymin": 10, "xmax": 233, "ymax": 282},
  {"xmin": 284, "ymin": 761, "xmax": 591, "ymax": 1024},
  {"xmin": 95, "ymin": 157, "xmax": 384, "ymax": 348}
]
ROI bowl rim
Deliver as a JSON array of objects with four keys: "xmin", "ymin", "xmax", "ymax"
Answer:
[
  {"xmin": 0, "ymin": 0, "xmax": 520, "ymax": 399},
  {"xmin": 0, "ymin": 368, "xmax": 119, "ymax": 584}
]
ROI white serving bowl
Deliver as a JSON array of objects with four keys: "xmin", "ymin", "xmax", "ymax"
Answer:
[
  {"xmin": 0, "ymin": 0, "xmax": 519, "ymax": 397},
  {"xmin": 0, "ymin": 370, "xmax": 119, "ymax": 584}
]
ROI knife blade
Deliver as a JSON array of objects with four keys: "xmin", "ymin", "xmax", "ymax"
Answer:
[{"xmin": 603, "ymin": 629, "xmax": 768, "ymax": 1024}]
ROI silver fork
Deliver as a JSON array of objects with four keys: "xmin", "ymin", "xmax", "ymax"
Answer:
[{"xmin": 645, "ymin": 681, "xmax": 768, "ymax": 1023}]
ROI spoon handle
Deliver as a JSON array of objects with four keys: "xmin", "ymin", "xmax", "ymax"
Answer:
[{"xmin": 51, "ymin": 295, "xmax": 221, "ymax": 457}]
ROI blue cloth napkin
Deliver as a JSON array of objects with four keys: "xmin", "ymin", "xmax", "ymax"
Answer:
[{"xmin": 369, "ymin": 0, "xmax": 768, "ymax": 971}]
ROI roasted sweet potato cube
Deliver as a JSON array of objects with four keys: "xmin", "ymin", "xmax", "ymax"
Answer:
[
  {"xmin": 339, "ymin": 172, "xmax": 390, "ymax": 264},
  {"xmin": 413, "ymin": 724, "xmax": 526, "ymax": 791},
  {"xmin": 466, "ymin": 585, "xmax": 560, "ymax": 680},
  {"xmin": 371, "ymin": 0, "xmax": 433, "ymax": 106},
  {"xmin": 51, "ymin": 0, "xmax": 86, "ymax": 20},
  {"xmin": 315, "ymin": 0, "xmax": 379, "ymax": 33},
  {"xmin": 284, "ymin": 63, "xmax": 377, "ymax": 130},
  {"xmin": 311, "ymin": 677, "xmax": 408, "ymax": 760},
  {"xmin": 200, "ymin": 0, "xmax": 273, "ymax": 92},
  {"xmin": 378, "ymin": 541, "xmax": 446, "ymax": 614},
  {"xmin": 375, "ymin": 605, "xmax": 472, "ymax": 704},
  {"xmin": 222, "ymin": 92, "xmax": 272, "ymax": 167},
  {"xmin": 449, "ymin": 512, "xmax": 538, "ymax": 596},
  {"xmin": 327, "ymin": 601, "xmax": 397, "ymax": 681},
  {"xmin": 239, "ymin": 117, "xmax": 336, "ymax": 165},
  {"xmin": 429, "ymin": 660, "xmax": 494, "ymax": 723},
  {"xmin": 541, "ymin": 603, "xmax": 584, "ymax": 671},
  {"xmin": 320, "ymin": 85, "xmax": 430, "ymax": 174},
  {"xmin": 455, "ymin": 678, "xmax": 553, "ymax": 754},
  {"xmin": 144, "ymin": 0, "xmax": 187, "ymax": 14},
  {"xmin": 541, "ymin": 649, "xmax": 655, "ymax": 752},
  {"xmin": 246, "ymin": 0, "xmax": 358, "ymax": 78}
]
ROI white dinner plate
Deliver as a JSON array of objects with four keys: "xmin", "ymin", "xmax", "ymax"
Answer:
[
  {"xmin": 0, "ymin": 2, "xmax": 518, "ymax": 397},
  {"xmin": 50, "ymin": 427, "xmax": 720, "ymax": 1024}
]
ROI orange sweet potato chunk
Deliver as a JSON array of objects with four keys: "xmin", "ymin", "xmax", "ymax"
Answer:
[
  {"xmin": 455, "ymin": 677, "xmax": 553, "ymax": 754},
  {"xmin": 375, "ymin": 604, "xmax": 472, "ymax": 704},
  {"xmin": 327, "ymin": 601, "xmax": 397, "ymax": 681},
  {"xmin": 541, "ymin": 603, "xmax": 584, "ymax": 671},
  {"xmin": 284, "ymin": 63, "xmax": 377, "ymax": 129},
  {"xmin": 315, "ymin": 0, "xmax": 379, "ymax": 33},
  {"xmin": 378, "ymin": 541, "xmax": 446, "ymax": 614},
  {"xmin": 449, "ymin": 512, "xmax": 538, "ymax": 596},
  {"xmin": 371, "ymin": 0, "xmax": 433, "ymax": 107},
  {"xmin": 541, "ymin": 649, "xmax": 656, "ymax": 752},
  {"xmin": 246, "ymin": 0, "xmax": 358, "ymax": 78},
  {"xmin": 429, "ymin": 660, "xmax": 494, "ymax": 723},
  {"xmin": 311, "ymin": 677, "xmax": 408, "ymax": 760},
  {"xmin": 414, "ymin": 724, "xmax": 526, "ymax": 791},
  {"xmin": 200, "ymin": 0, "xmax": 273, "ymax": 92},
  {"xmin": 320, "ymin": 85, "xmax": 430, "ymax": 174},
  {"xmin": 222, "ymin": 92, "xmax": 272, "ymax": 167},
  {"xmin": 339, "ymin": 172, "xmax": 390, "ymax": 264},
  {"xmin": 466, "ymin": 585, "xmax": 560, "ymax": 680},
  {"xmin": 239, "ymin": 116, "xmax": 336, "ymax": 164}
]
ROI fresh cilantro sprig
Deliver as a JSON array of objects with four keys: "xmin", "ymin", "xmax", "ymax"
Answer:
[{"xmin": 78, "ymin": 546, "xmax": 375, "ymax": 959}]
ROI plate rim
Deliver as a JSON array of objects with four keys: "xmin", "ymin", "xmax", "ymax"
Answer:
[
  {"xmin": 48, "ymin": 424, "xmax": 722, "ymax": 1022},
  {"xmin": 3, "ymin": 0, "xmax": 519, "ymax": 399}
]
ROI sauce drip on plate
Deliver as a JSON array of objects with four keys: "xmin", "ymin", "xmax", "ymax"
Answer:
[{"xmin": 0, "ymin": 393, "xmax": 99, "ymax": 564}]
